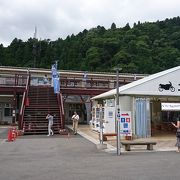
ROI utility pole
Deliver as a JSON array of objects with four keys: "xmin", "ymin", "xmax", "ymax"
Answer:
[
  {"xmin": 33, "ymin": 26, "xmax": 37, "ymax": 68},
  {"xmin": 116, "ymin": 67, "xmax": 122, "ymax": 156}
]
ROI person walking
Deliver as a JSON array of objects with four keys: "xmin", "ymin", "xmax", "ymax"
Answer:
[
  {"xmin": 72, "ymin": 111, "xmax": 79, "ymax": 135},
  {"xmin": 46, "ymin": 113, "xmax": 54, "ymax": 136},
  {"xmin": 172, "ymin": 119, "xmax": 180, "ymax": 152}
]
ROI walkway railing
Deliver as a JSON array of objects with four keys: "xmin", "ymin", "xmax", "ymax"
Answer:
[
  {"xmin": 29, "ymin": 76, "xmax": 130, "ymax": 89},
  {"xmin": 0, "ymin": 74, "xmax": 28, "ymax": 87}
]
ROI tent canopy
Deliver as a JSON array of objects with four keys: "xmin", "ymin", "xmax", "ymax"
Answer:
[{"xmin": 92, "ymin": 66, "xmax": 180, "ymax": 100}]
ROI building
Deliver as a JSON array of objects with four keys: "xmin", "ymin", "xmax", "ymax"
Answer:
[
  {"xmin": 0, "ymin": 66, "xmax": 146, "ymax": 129},
  {"xmin": 91, "ymin": 66, "xmax": 180, "ymax": 138}
]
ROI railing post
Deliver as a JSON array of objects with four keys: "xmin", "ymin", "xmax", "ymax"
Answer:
[
  {"xmin": 15, "ymin": 74, "xmax": 17, "ymax": 86},
  {"xmin": 90, "ymin": 78, "xmax": 93, "ymax": 88},
  {"xmin": 65, "ymin": 77, "xmax": 68, "ymax": 87},
  {"xmin": 73, "ymin": 77, "xmax": 75, "ymax": 87}
]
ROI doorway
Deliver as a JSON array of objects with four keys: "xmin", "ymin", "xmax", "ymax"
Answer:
[
  {"xmin": 150, "ymin": 100, "xmax": 177, "ymax": 136},
  {"xmin": 66, "ymin": 103, "xmax": 86, "ymax": 124}
]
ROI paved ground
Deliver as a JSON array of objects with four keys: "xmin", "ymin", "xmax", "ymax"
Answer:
[
  {"xmin": 0, "ymin": 127, "xmax": 180, "ymax": 180},
  {"xmin": 76, "ymin": 125, "xmax": 177, "ymax": 152}
]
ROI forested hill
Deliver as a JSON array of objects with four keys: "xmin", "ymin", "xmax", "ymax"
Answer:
[{"xmin": 0, "ymin": 17, "xmax": 180, "ymax": 74}]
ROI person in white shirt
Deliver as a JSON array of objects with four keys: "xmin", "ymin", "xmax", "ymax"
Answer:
[
  {"xmin": 71, "ymin": 112, "xmax": 79, "ymax": 135},
  {"xmin": 46, "ymin": 113, "xmax": 54, "ymax": 136}
]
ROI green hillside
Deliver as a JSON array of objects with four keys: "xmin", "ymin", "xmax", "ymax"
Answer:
[{"xmin": 0, "ymin": 17, "xmax": 180, "ymax": 74}]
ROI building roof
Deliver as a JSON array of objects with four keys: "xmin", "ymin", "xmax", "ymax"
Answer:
[{"xmin": 92, "ymin": 66, "xmax": 180, "ymax": 100}]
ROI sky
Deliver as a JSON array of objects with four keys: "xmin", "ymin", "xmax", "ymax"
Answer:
[{"xmin": 0, "ymin": 0, "xmax": 180, "ymax": 47}]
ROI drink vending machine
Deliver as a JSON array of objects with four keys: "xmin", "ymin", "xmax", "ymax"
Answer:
[
  {"xmin": 90, "ymin": 106, "xmax": 115, "ymax": 134},
  {"xmin": 103, "ymin": 106, "xmax": 116, "ymax": 133},
  {"xmin": 90, "ymin": 106, "xmax": 101, "ymax": 132}
]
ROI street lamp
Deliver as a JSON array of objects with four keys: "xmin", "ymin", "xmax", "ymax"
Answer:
[{"xmin": 115, "ymin": 67, "xmax": 122, "ymax": 156}]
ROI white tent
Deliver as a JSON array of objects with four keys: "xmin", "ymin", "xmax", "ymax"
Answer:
[
  {"xmin": 92, "ymin": 66, "xmax": 180, "ymax": 100},
  {"xmin": 92, "ymin": 66, "xmax": 180, "ymax": 138}
]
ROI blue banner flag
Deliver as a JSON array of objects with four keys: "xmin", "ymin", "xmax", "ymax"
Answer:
[
  {"xmin": 51, "ymin": 63, "xmax": 60, "ymax": 93},
  {"xmin": 53, "ymin": 76, "xmax": 60, "ymax": 94},
  {"xmin": 51, "ymin": 64, "xmax": 58, "ymax": 78}
]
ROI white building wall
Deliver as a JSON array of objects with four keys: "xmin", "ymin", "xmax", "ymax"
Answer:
[{"xmin": 119, "ymin": 96, "xmax": 133, "ymax": 111}]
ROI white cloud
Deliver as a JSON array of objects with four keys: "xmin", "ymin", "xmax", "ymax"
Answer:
[{"xmin": 0, "ymin": 0, "xmax": 180, "ymax": 46}]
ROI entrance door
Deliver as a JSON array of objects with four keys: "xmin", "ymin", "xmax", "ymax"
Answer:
[{"xmin": 135, "ymin": 98, "xmax": 151, "ymax": 138}]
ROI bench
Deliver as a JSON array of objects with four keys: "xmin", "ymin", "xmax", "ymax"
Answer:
[
  {"xmin": 121, "ymin": 141, "xmax": 157, "ymax": 151},
  {"xmin": 101, "ymin": 133, "xmax": 132, "ymax": 141},
  {"xmin": 102, "ymin": 133, "xmax": 117, "ymax": 141}
]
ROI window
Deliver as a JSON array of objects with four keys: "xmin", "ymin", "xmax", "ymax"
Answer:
[{"xmin": 4, "ymin": 103, "xmax": 12, "ymax": 117}]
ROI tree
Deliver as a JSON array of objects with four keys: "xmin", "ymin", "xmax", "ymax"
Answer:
[
  {"xmin": 1, "ymin": 16, "xmax": 180, "ymax": 74},
  {"xmin": 85, "ymin": 47, "xmax": 102, "ymax": 71}
]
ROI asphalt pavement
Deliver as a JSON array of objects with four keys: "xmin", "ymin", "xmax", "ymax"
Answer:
[{"xmin": 0, "ymin": 127, "xmax": 180, "ymax": 180}]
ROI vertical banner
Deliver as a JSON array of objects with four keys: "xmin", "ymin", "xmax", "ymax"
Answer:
[
  {"xmin": 51, "ymin": 63, "xmax": 60, "ymax": 93},
  {"xmin": 51, "ymin": 64, "xmax": 58, "ymax": 78},
  {"xmin": 53, "ymin": 76, "xmax": 60, "ymax": 93}
]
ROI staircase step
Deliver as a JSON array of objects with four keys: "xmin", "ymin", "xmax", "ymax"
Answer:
[
  {"xmin": 23, "ymin": 131, "xmax": 60, "ymax": 135},
  {"xmin": 25, "ymin": 106, "xmax": 59, "ymax": 108},
  {"xmin": 23, "ymin": 85, "xmax": 63, "ymax": 135}
]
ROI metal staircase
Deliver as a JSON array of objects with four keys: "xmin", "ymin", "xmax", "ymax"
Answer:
[{"xmin": 22, "ymin": 86, "xmax": 63, "ymax": 135}]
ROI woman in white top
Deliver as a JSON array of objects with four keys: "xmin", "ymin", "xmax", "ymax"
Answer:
[{"xmin": 46, "ymin": 113, "xmax": 54, "ymax": 136}]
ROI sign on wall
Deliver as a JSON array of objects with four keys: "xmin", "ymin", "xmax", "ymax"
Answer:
[
  {"xmin": 161, "ymin": 102, "xmax": 180, "ymax": 111},
  {"xmin": 118, "ymin": 111, "xmax": 132, "ymax": 136}
]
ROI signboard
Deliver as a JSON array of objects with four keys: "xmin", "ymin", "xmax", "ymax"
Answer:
[
  {"xmin": 118, "ymin": 111, "xmax": 132, "ymax": 136},
  {"xmin": 161, "ymin": 102, "xmax": 180, "ymax": 111},
  {"xmin": 51, "ymin": 63, "xmax": 60, "ymax": 94}
]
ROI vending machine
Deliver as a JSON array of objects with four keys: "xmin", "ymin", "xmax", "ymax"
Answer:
[
  {"xmin": 103, "ymin": 106, "xmax": 115, "ymax": 134},
  {"xmin": 90, "ymin": 106, "xmax": 101, "ymax": 132},
  {"xmin": 90, "ymin": 105, "xmax": 116, "ymax": 133}
]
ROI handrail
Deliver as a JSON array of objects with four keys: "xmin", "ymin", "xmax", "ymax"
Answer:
[
  {"xmin": 19, "ymin": 72, "xmax": 30, "ymax": 130},
  {"xmin": 57, "ymin": 93, "xmax": 65, "ymax": 130},
  {"xmin": 60, "ymin": 93, "xmax": 65, "ymax": 115}
]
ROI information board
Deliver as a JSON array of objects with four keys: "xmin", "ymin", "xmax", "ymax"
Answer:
[{"xmin": 118, "ymin": 111, "xmax": 132, "ymax": 136}]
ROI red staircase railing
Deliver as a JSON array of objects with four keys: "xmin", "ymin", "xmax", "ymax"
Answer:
[
  {"xmin": 19, "ymin": 72, "xmax": 30, "ymax": 130},
  {"xmin": 57, "ymin": 93, "xmax": 65, "ymax": 130}
]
